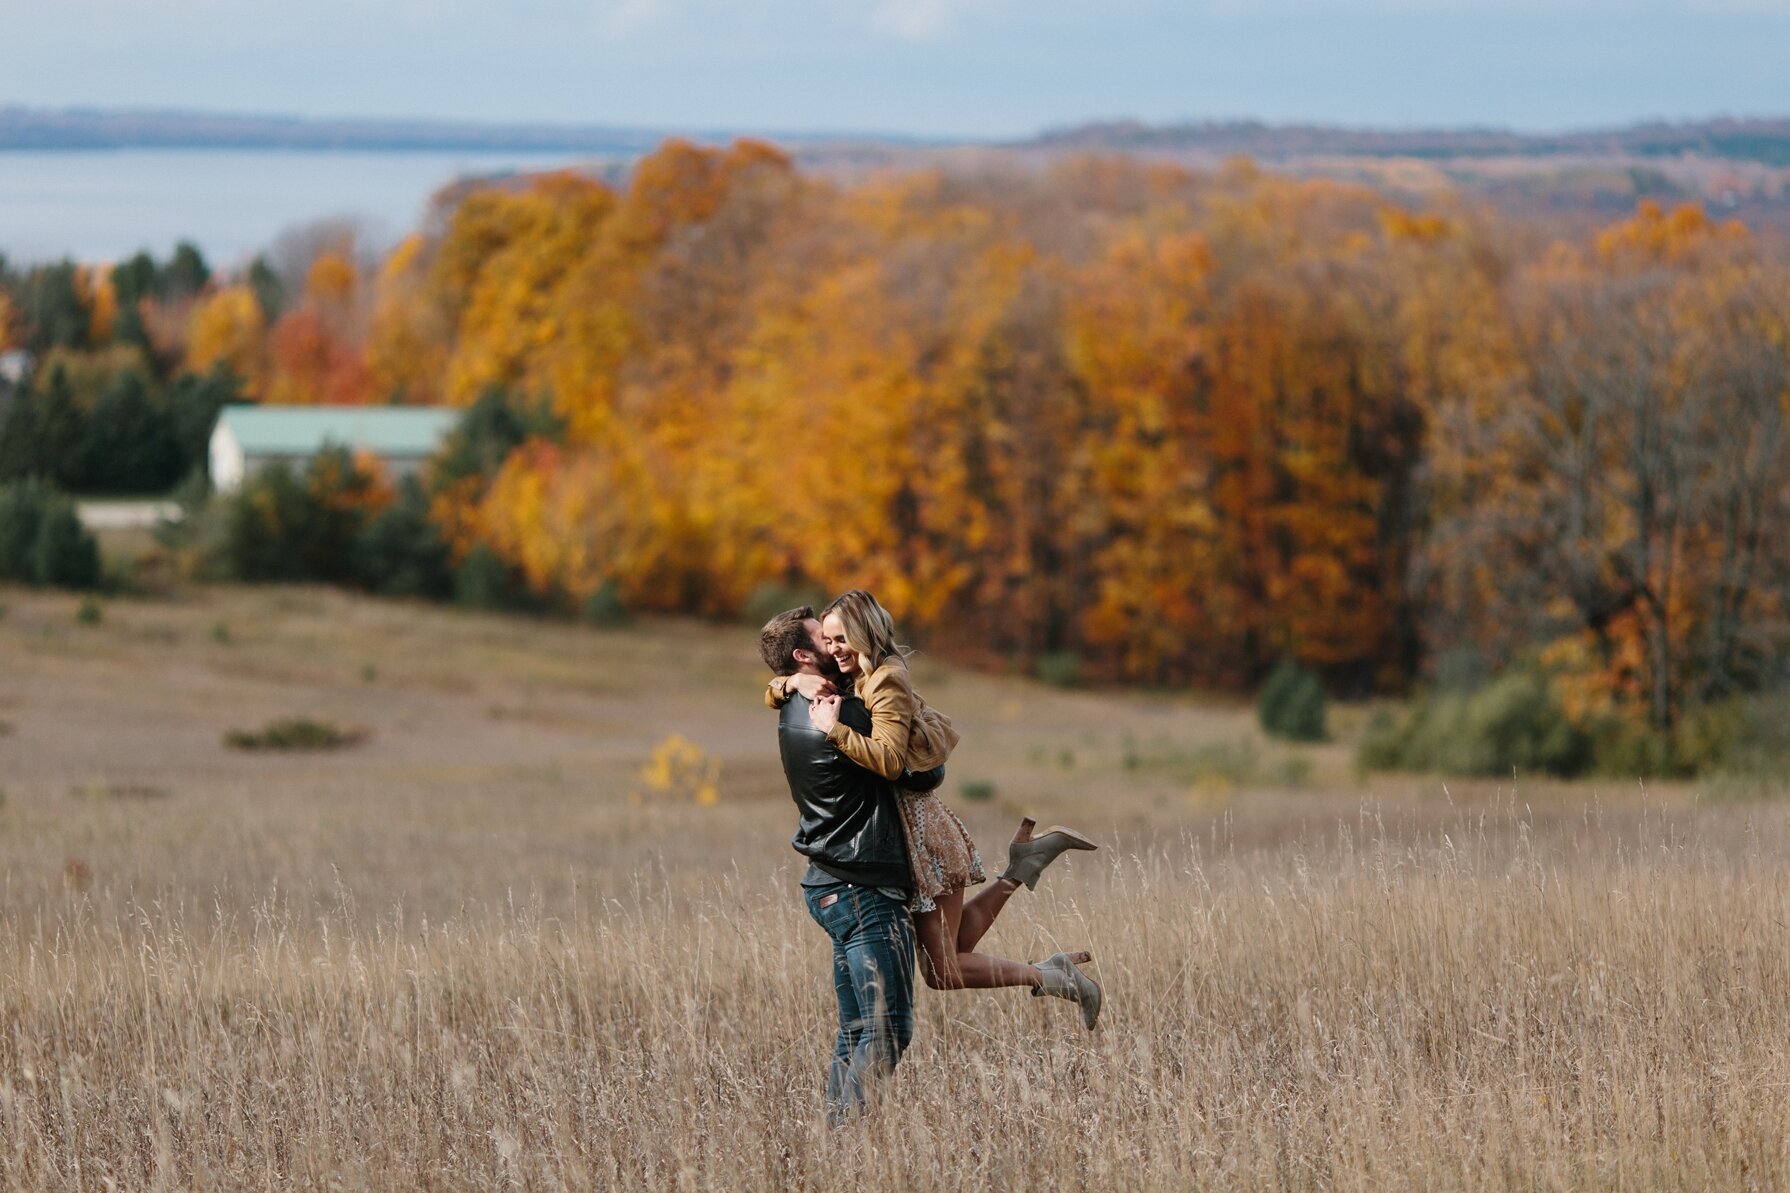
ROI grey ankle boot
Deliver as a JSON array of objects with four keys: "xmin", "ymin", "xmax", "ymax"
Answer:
[
  {"xmin": 1032, "ymin": 952, "xmax": 1102, "ymax": 1030},
  {"xmin": 999, "ymin": 823, "xmax": 1098, "ymax": 890}
]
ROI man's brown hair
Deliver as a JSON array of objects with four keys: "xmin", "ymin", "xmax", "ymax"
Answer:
[{"xmin": 758, "ymin": 605, "xmax": 816, "ymax": 675}]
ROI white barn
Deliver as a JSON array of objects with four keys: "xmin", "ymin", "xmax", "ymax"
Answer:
[{"xmin": 209, "ymin": 406, "xmax": 461, "ymax": 492}]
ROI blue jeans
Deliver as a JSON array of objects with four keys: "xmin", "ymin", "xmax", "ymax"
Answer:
[{"xmin": 803, "ymin": 880, "xmax": 916, "ymax": 1123}]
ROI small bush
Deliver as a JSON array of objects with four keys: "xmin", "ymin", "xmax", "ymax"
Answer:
[
  {"xmin": 1357, "ymin": 670, "xmax": 1591, "ymax": 778},
  {"xmin": 959, "ymin": 779, "xmax": 997, "ymax": 802},
  {"xmin": 1432, "ymin": 645, "xmax": 1493, "ymax": 694},
  {"xmin": 75, "ymin": 596, "xmax": 103, "ymax": 625},
  {"xmin": 581, "ymin": 580, "xmax": 628, "ymax": 627},
  {"xmin": 353, "ymin": 475, "xmax": 453, "ymax": 599},
  {"xmin": 632, "ymin": 734, "xmax": 720, "ymax": 806},
  {"xmin": 1033, "ymin": 651, "xmax": 1083, "ymax": 689},
  {"xmin": 454, "ymin": 545, "xmax": 512, "ymax": 611},
  {"xmin": 211, "ymin": 621, "xmax": 231, "ymax": 644},
  {"xmin": 1257, "ymin": 660, "xmax": 1327, "ymax": 742},
  {"xmin": 225, "ymin": 718, "xmax": 367, "ymax": 751},
  {"xmin": 0, "ymin": 480, "xmax": 101, "ymax": 590},
  {"xmin": 34, "ymin": 504, "xmax": 101, "ymax": 588}
]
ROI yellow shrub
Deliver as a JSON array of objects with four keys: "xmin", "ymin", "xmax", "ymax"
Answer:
[{"xmin": 633, "ymin": 734, "xmax": 720, "ymax": 806}]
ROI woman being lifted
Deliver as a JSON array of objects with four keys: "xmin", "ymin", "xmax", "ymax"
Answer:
[{"xmin": 769, "ymin": 589, "xmax": 1103, "ymax": 1027}]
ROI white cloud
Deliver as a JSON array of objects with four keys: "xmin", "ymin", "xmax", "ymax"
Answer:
[
  {"xmin": 591, "ymin": 0, "xmax": 671, "ymax": 33},
  {"xmin": 866, "ymin": 0, "xmax": 994, "ymax": 38}
]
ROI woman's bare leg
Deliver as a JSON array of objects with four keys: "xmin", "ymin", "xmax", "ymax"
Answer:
[
  {"xmin": 921, "ymin": 889, "xmax": 1095, "ymax": 990},
  {"xmin": 956, "ymin": 877, "xmax": 1020, "ymax": 953},
  {"xmin": 914, "ymin": 907, "xmax": 965, "ymax": 990}
]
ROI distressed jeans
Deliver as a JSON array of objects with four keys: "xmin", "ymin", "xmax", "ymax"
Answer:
[{"xmin": 802, "ymin": 880, "xmax": 916, "ymax": 1124}]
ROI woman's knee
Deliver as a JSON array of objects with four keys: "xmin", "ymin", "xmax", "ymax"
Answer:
[{"xmin": 921, "ymin": 960, "xmax": 966, "ymax": 991}]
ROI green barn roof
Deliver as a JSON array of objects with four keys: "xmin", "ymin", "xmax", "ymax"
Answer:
[{"xmin": 216, "ymin": 406, "xmax": 461, "ymax": 457}]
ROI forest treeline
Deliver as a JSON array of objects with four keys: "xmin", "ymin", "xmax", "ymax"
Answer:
[{"xmin": 2, "ymin": 141, "xmax": 1787, "ymax": 748}]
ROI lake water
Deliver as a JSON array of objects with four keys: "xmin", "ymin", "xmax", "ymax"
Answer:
[{"xmin": 0, "ymin": 149, "xmax": 609, "ymax": 267}]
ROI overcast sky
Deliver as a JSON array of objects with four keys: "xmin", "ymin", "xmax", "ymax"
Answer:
[{"xmin": 7, "ymin": 0, "xmax": 1790, "ymax": 138}]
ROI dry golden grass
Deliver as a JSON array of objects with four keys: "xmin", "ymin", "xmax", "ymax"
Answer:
[{"xmin": 3, "ymin": 584, "xmax": 1790, "ymax": 1190}]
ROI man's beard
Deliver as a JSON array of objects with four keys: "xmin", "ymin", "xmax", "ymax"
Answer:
[{"xmin": 817, "ymin": 651, "xmax": 844, "ymax": 680}]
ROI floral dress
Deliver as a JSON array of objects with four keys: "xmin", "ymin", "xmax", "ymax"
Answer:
[{"xmin": 893, "ymin": 786, "xmax": 985, "ymax": 913}]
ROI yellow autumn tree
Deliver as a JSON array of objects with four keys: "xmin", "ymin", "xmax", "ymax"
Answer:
[{"xmin": 186, "ymin": 285, "xmax": 269, "ymax": 396}]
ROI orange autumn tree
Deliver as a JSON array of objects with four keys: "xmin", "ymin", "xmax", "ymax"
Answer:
[
  {"xmin": 265, "ymin": 250, "xmax": 376, "ymax": 406},
  {"xmin": 1420, "ymin": 202, "xmax": 1790, "ymax": 729},
  {"xmin": 284, "ymin": 143, "xmax": 1790, "ymax": 706}
]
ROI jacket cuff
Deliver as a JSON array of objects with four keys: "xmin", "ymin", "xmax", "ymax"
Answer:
[{"xmin": 825, "ymin": 721, "xmax": 851, "ymax": 748}]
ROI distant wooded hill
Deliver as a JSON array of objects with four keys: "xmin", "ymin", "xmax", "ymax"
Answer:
[
  {"xmin": 0, "ymin": 106, "xmax": 918, "ymax": 153},
  {"xmin": 1023, "ymin": 118, "xmax": 1790, "ymax": 164},
  {"xmin": 1026, "ymin": 118, "xmax": 1790, "ymax": 167},
  {"xmin": 7, "ymin": 105, "xmax": 1789, "ymax": 168}
]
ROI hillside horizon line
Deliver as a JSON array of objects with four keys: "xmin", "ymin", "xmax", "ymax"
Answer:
[{"xmin": 6, "ymin": 104, "xmax": 1790, "ymax": 166}]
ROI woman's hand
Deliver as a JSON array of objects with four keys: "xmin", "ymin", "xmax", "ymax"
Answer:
[
  {"xmin": 810, "ymin": 693, "xmax": 843, "ymax": 733},
  {"xmin": 788, "ymin": 673, "xmax": 837, "ymax": 701}
]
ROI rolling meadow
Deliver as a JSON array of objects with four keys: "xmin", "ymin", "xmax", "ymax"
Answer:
[{"xmin": 5, "ymin": 582, "xmax": 1790, "ymax": 1190}]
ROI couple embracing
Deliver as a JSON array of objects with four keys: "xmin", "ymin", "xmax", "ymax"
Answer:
[{"xmin": 758, "ymin": 589, "xmax": 1102, "ymax": 1124}]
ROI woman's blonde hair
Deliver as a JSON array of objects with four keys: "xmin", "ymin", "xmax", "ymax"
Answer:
[{"xmin": 822, "ymin": 589, "xmax": 910, "ymax": 676}]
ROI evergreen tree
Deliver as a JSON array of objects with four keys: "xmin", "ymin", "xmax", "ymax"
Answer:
[
  {"xmin": 431, "ymin": 386, "xmax": 558, "ymax": 493},
  {"xmin": 31, "ymin": 496, "xmax": 100, "ymax": 588},
  {"xmin": 1257, "ymin": 660, "xmax": 1329, "ymax": 742},
  {"xmin": 18, "ymin": 261, "xmax": 88, "ymax": 352},
  {"xmin": 354, "ymin": 475, "xmax": 453, "ymax": 599},
  {"xmin": 247, "ymin": 256, "xmax": 285, "ymax": 322},
  {"xmin": 160, "ymin": 242, "xmax": 211, "ymax": 301},
  {"xmin": 455, "ymin": 544, "xmax": 511, "ymax": 610},
  {"xmin": 0, "ymin": 479, "xmax": 46, "ymax": 579},
  {"xmin": 220, "ymin": 463, "xmax": 310, "ymax": 582},
  {"xmin": 110, "ymin": 251, "xmax": 158, "ymax": 351},
  {"xmin": 80, "ymin": 371, "xmax": 179, "ymax": 493},
  {"xmin": 34, "ymin": 365, "xmax": 87, "ymax": 490},
  {"xmin": 0, "ymin": 389, "xmax": 40, "ymax": 482},
  {"xmin": 164, "ymin": 367, "xmax": 240, "ymax": 475},
  {"xmin": 297, "ymin": 446, "xmax": 379, "ymax": 585}
]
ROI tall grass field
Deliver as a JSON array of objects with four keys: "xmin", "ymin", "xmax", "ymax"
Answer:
[{"xmin": 3, "ymin": 586, "xmax": 1788, "ymax": 1189}]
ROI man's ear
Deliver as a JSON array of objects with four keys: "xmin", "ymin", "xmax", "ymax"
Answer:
[{"xmin": 791, "ymin": 646, "xmax": 818, "ymax": 669}]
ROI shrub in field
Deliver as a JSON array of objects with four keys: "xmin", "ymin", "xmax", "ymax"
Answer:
[
  {"xmin": 0, "ymin": 479, "xmax": 101, "ymax": 589},
  {"xmin": 225, "ymin": 717, "xmax": 367, "ymax": 751},
  {"xmin": 1360, "ymin": 677, "xmax": 1790, "ymax": 781},
  {"xmin": 633, "ymin": 734, "xmax": 719, "ymax": 806},
  {"xmin": 454, "ymin": 544, "xmax": 514, "ymax": 610},
  {"xmin": 1034, "ymin": 651, "xmax": 1083, "ymax": 689},
  {"xmin": 959, "ymin": 779, "xmax": 997, "ymax": 802},
  {"xmin": 580, "ymin": 579, "xmax": 628, "ymax": 627},
  {"xmin": 1359, "ymin": 670, "xmax": 1591, "ymax": 777},
  {"xmin": 74, "ymin": 596, "xmax": 102, "ymax": 625},
  {"xmin": 33, "ymin": 502, "xmax": 101, "ymax": 589},
  {"xmin": 1257, "ymin": 659, "xmax": 1327, "ymax": 742}
]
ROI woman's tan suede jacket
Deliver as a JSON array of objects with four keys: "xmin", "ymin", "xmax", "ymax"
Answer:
[{"xmin": 766, "ymin": 655, "xmax": 959, "ymax": 782}]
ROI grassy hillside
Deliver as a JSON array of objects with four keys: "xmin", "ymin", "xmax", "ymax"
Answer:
[{"xmin": 3, "ymin": 585, "xmax": 1788, "ymax": 1189}]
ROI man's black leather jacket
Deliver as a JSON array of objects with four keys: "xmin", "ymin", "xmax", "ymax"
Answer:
[{"xmin": 778, "ymin": 692, "xmax": 911, "ymax": 889}]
